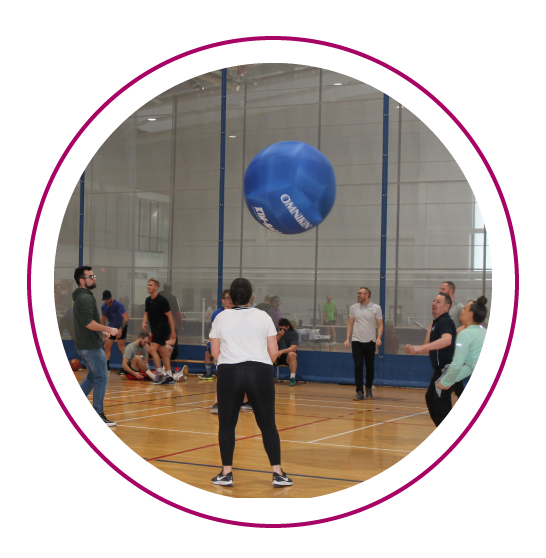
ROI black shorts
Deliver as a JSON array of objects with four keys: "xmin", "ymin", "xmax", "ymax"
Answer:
[
  {"xmin": 108, "ymin": 324, "xmax": 127, "ymax": 340},
  {"xmin": 323, "ymin": 320, "xmax": 336, "ymax": 326},
  {"xmin": 150, "ymin": 325, "xmax": 171, "ymax": 346},
  {"xmin": 275, "ymin": 353, "xmax": 289, "ymax": 366}
]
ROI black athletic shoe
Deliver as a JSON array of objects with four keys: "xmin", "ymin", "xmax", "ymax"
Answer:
[
  {"xmin": 117, "ymin": 370, "xmax": 127, "ymax": 375},
  {"xmin": 99, "ymin": 413, "xmax": 116, "ymax": 427},
  {"xmin": 210, "ymin": 403, "xmax": 218, "ymax": 414},
  {"xmin": 161, "ymin": 376, "xmax": 175, "ymax": 385},
  {"xmin": 240, "ymin": 402, "xmax": 252, "ymax": 412},
  {"xmin": 198, "ymin": 373, "xmax": 213, "ymax": 381},
  {"xmin": 353, "ymin": 391, "xmax": 364, "ymax": 401},
  {"xmin": 272, "ymin": 470, "xmax": 293, "ymax": 487},
  {"xmin": 211, "ymin": 471, "xmax": 233, "ymax": 486},
  {"xmin": 365, "ymin": 388, "xmax": 373, "ymax": 399}
]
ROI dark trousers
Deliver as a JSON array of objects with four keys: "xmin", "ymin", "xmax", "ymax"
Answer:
[
  {"xmin": 425, "ymin": 367, "xmax": 454, "ymax": 426},
  {"xmin": 351, "ymin": 341, "xmax": 376, "ymax": 392},
  {"xmin": 453, "ymin": 380, "xmax": 465, "ymax": 398},
  {"xmin": 217, "ymin": 361, "xmax": 281, "ymax": 467}
]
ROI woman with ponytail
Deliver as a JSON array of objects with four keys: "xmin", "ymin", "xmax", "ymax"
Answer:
[{"xmin": 433, "ymin": 296, "xmax": 488, "ymax": 425}]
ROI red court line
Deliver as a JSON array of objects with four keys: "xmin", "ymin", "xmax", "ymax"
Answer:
[{"xmin": 145, "ymin": 417, "xmax": 333, "ymax": 462}]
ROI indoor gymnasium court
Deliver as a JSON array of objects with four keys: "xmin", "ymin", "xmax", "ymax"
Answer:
[
  {"xmin": 76, "ymin": 369, "xmax": 434, "ymax": 498},
  {"xmin": 56, "ymin": 63, "xmax": 491, "ymax": 498}
]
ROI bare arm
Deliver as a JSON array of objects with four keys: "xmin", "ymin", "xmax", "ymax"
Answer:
[
  {"xmin": 210, "ymin": 338, "xmax": 220, "ymax": 361},
  {"xmin": 165, "ymin": 310, "xmax": 176, "ymax": 340},
  {"xmin": 344, "ymin": 317, "xmax": 355, "ymax": 347},
  {"xmin": 141, "ymin": 311, "xmax": 148, "ymax": 332},
  {"xmin": 267, "ymin": 335, "xmax": 278, "ymax": 363},
  {"xmin": 410, "ymin": 333, "xmax": 452, "ymax": 355},
  {"xmin": 101, "ymin": 315, "xmax": 106, "ymax": 326},
  {"xmin": 279, "ymin": 344, "xmax": 298, "ymax": 355},
  {"xmin": 116, "ymin": 311, "xmax": 129, "ymax": 338},
  {"xmin": 85, "ymin": 320, "xmax": 117, "ymax": 336},
  {"xmin": 376, "ymin": 318, "xmax": 383, "ymax": 346}
]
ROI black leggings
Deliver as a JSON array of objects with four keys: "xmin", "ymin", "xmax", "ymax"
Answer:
[
  {"xmin": 217, "ymin": 361, "xmax": 280, "ymax": 467},
  {"xmin": 352, "ymin": 341, "xmax": 376, "ymax": 391}
]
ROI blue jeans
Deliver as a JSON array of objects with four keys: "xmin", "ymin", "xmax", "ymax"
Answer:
[{"xmin": 78, "ymin": 349, "xmax": 109, "ymax": 415}]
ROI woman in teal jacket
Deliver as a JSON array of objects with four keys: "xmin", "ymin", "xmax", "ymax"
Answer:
[{"xmin": 434, "ymin": 296, "xmax": 488, "ymax": 425}]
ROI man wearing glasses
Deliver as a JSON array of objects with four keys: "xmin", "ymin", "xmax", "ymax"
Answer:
[
  {"xmin": 344, "ymin": 287, "xmax": 383, "ymax": 400},
  {"xmin": 72, "ymin": 266, "xmax": 119, "ymax": 426}
]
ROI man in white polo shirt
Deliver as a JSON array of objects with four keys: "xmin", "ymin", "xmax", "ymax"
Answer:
[{"xmin": 344, "ymin": 287, "xmax": 383, "ymax": 400}]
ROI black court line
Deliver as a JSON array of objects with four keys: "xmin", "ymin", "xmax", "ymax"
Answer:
[
  {"xmin": 104, "ymin": 390, "xmax": 215, "ymax": 409},
  {"xmin": 154, "ymin": 459, "xmax": 363, "ymax": 484}
]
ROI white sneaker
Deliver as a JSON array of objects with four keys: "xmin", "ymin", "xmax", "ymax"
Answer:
[{"xmin": 174, "ymin": 365, "xmax": 189, "ymax": 382}]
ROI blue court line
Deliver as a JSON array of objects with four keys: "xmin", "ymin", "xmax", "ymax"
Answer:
[{"xmin": 154, "ymin": 459, "xmax": 363, "ymax": 484}]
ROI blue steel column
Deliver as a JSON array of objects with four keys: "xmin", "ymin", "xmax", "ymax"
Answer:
[
  {"xmin": 379, "ymin": 95, "xmax": 389, "ymax": 359},
  {"xmin": 78, "ymin": 171, "xmax": 85, "ymax": 267},
  {"xmin": 217, "ymin": 69, "xmax": 227, "ymax": 303}
]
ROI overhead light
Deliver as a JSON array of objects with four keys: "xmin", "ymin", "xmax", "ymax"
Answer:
[
  {"xmin": 229, "ymin": 135, "xmax": 236, "ymax": 138},
  {"xmin": 333, "ymin": 82, "xmax": 342, "ymax": 85},
  {"xmin": 148, "ymin": 118, "xmax": 156, "ymax": 121}
]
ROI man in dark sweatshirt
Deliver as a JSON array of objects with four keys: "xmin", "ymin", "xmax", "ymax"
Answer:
[{"xmin": 73, "ymin": 266, "xmax": 119, "ymax": 426}]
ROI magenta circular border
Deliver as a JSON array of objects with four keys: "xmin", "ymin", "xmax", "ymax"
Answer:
[{"xmin": 27, "ymin": 36, "xmax": 519, "ymax": 528}]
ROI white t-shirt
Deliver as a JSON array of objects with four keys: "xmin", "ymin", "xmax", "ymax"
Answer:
[
  {"xmin": 209, "ymin": 307, "xmax": 277, "ymax": 365},
  {"xmin": 349, "ymin": 301, "xmax": 383, "ymax": 343}
]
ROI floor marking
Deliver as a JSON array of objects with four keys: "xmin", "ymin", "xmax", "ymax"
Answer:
[
  {"xmin": 274, "ymin": 401, "xmax": 424, "ymax": 415},
  {"xmin": 153, "ymin": 459, "xmax": 363, "ymax": 483},
  {"xmin": 145, "ymin": 417, "xmax": 333, "ymax": 462},
  {"xmin": 308, "ymin": 411, "xmax": 429, "ymax": 443},
  {"xmin": 276, "ymin": 439, "xmax": 412, "ymax": 453},
  {"xmin": 115, "ymin": 424, "xmax": 244, "ymax": 437},
  {"xmin": 103, "ymin": 391, "xmax": 216, "ymax": 409},
  {"xmin": 115, "ymin": 406, "xmax": 206, "ymax": 423},
  {"xmin": 107, "ymin": 399, "xmax": 214, "ymax": 417},
  {"xmin": 275, "ymin": 396, "xmax": 427, "ymax": 411}
]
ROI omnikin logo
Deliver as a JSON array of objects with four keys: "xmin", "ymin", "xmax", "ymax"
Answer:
[
  {"xmin": 251, "ymin": 206, "xmax": 281, "ymax": 233},
  {"xmin": 280, "ymin": 194, "xmax": 312, "ymax": 230}
]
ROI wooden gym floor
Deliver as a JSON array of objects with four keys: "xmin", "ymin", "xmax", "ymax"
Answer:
[{"xmin": 75, "ymin": 371, "xmax": 437, "ymax": 498}]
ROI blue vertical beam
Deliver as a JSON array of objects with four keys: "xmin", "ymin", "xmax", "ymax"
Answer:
[
  {"xmin": 217, "ymin": 69, "xmax": 227, "ymax": 303},
  {"xmin": 379, "ymin": 95, "xmax": 389, "ymax": 357},
  {"xmin": 78, "ymin": 171, "xmax": 85, "ymax": 267}
]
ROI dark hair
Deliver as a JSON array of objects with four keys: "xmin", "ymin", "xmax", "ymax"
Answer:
[
  {"xmin": 163, "ymin": 282, "xmax": 173, "ymax": 293},
  {"xmin": 138, "ymin": 332, "xmax": 150, "ymax": 340},
  {"xmin": 438, "ymin": 292, "xmax": 452, "ymax": 308},
  {"xmin": 278, "ymin": 318, "xmax": 294, "ymax": 331},
  {"xmin": 359, "ymin": 287, "xmax": 371, "ymax": 296},
  {"xmin": 229, "ymin": 278, "xmax": 253, "ymax": 306},
  {"xmin": 469, "ymin": 296, "xmax": 488, "ymax": 324},
  {"xmin": 270, "ymin": 295, "xmax": 280, "ymax": 306},
  {"xmin": 221, "ymin": 289, "xmax": 230, "ymax": 299},
  {"xmin": 74, "ymin": 266, "xmax": 92, "ymax": 285}
]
